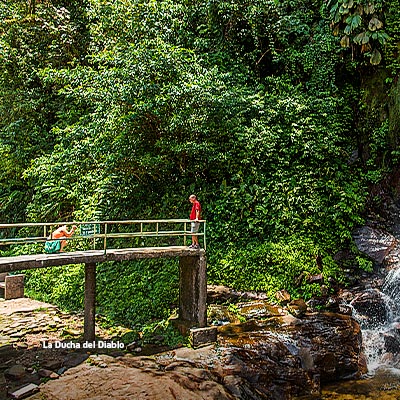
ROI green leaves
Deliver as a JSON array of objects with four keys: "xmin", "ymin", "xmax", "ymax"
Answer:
[
  {"xmin": 353, "ymin": 31, "xmax": 370, "ymax": 45},
  {"xmin": 345, "ymin": 14, "xmax": 362, "ymax": 34},
  {"xmin": 1, "ymin": 0, "xmax": 389, "ymax": 327},
  {"xmin": 368, "ymin": 16, "xmax": 383, "ymax": 31},
  {"xmin": 327, "ymin": 0, "xmax": 389, "ymax": 65},
  {"xmin": 0, "ymin": 0, "xmax": 89, "ymax": 222},
  {"xmin": 209, "ymin": 236, "xmax": 343, "ymax": 300},
  {"xmin": 370, "ymin": 47, "xmax": 382, "ymax": 65}
]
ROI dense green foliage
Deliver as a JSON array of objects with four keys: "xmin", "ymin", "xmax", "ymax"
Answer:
[
  {"xmin": 327, "ymin": 0, "xmax": 389, "ymax": 65},
  {"xmin": 24, "ymin": 258, "xmax": 179, "ymax": 326},
  {"xmin": 1, "ymin": 0, "xmax": 399, "ymax": 331}
]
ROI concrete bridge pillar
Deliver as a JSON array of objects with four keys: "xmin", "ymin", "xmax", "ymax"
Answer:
[
  {"xmin": 80, "ymin": 251, "xmax": 208, "ymax": 341},
  {"xmin": 178, "ymin": 251, "xmax": 207, "ymax": 329},
  {"xmin": 84, "ymin": 263, "xmax": 96, "ymax": 341}
]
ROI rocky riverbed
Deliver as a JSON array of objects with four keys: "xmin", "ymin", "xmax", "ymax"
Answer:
[
  {"xmin": 0, "ymin": 295, "xmax": 367, "ymax": 400},
  {"xmin": 0, "ymin": 298, "xmax": 128, "ymax": 399}
]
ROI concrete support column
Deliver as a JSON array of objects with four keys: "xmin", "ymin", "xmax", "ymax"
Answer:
[
  {"xmin": 84, "ymin": 263, "xmax": 96, "ymax": 341},
  {"xmin": 4, "ymin": 274, "xmax": 24, "ymax": 300},
  {"xmin": 179, "ymin": 251, "xmax": 207, "ymax": 328}
]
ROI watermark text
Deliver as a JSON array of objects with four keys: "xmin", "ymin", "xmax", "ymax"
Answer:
[{"xmin": 41, "ymin": 340, "xmax": 124, "ymax": 349}]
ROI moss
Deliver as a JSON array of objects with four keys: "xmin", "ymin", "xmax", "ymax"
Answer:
[{"xmin": 388, "ymin": 79, "xmax": 400, "ymax": 149}]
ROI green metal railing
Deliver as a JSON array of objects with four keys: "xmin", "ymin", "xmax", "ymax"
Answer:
[{"xmin": 0, "ymin": 219, "xmax": 206, "ymax": 254}]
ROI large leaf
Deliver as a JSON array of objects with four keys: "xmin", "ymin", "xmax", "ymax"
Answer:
[
  {"xmin": 350, "ymin": 14, "xmax": 362, "ymax": 30},
  {"xmin": 343, "ymin": 0, "xmax": 354, "ymax": 8},
  {"xmin": 370, "ymin": 48, "xmax": 382, "ymax": 65},
  {"xmin": 340, "ymin": 35, "xmax": 350, "ymax": 47},
  {"xmin": 368, "ymin": 17, "xmax": 383, "ymax": 31},
  {"xmin": 364, "ymin": 3, "xmax": 375, "ymax": 14},
  {"xmin": 344, "ymin": 14, "xmax": 361, "ymax": 33},
  {"xmin": 376, "ymin": 31, "xmax": 390, "ymax": 45},
  {"xmin": 353, "ymin": 31, "xmax": 369, "ymax": 45}
]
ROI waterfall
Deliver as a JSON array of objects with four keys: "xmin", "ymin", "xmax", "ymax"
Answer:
[
  {"xmin": 350, "ymin": 268, "xmax": 400, "ymax": 375},
  {"xmin": 382, "ymin": 268, "xmax": 400, "ymax": 307}
]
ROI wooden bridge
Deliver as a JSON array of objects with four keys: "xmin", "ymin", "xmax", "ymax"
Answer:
[{"xmin": 0, "ymin": 220, "xmax": 207, "ymax": 341}]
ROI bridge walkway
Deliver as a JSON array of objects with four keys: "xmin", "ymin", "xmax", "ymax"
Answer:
[{"xmin": 0, "ymin": 220, "xmax": 207, "ymax": 341}]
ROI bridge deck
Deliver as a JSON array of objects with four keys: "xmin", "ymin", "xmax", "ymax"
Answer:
[{"xmin": 0, "ymin": 246, "xmax": 202, "ymax": 273}]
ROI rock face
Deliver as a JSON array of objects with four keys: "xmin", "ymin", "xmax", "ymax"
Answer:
[
  {"xmin": 34, "ymin": 353, "xmax": 235, "ymax": 400},
  {"xmin": 218, "ymin": 312, "xmax": 366, "ymax": 398},
  {"xmin": 0, "ymin": 298, "xmax": 129, "ymax": 398},
  {"xmin": 33, "ymin": 312, "xmax": 366, "ymax": 400},
  {"xmin": 353, "ymin": 226, "xmax": 397, "ymax": 264},
  {"xmin": 207, "ymin": 285, "xmax": 269, "ymax": 303}
]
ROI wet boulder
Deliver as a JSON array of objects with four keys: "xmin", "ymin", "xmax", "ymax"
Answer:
[
  {"xmin": 353, "ymin": 226, "xmax": 397, "ymax": 264},
  {"xmin": 350, "ymin": 289, "xmax": 390, "ymax": 327},
  {"xmin": 217, "ymin": 311, "xmax": 366, "ymax": 397},
  {"xmin": 384, "ymin": 333, "xmax": 400, "ymax": 354},
  {"xmin": 283, "ymin": 312, "xmax": 367, "ymax": 383},
  {"xmin": 237, "ymin": 301, "xmax": 282, "ymax": 320},
  {"xmin": 207, "ymin": 285, "xmax": 269, "ymax": 304}
]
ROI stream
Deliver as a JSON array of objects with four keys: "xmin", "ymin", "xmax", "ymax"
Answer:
[{"xmin": 318, "ymin": 263, "xmax": 400, "ymax": 399}]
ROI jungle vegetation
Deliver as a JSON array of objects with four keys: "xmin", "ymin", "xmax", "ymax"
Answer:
[{"xmin": 1, "ymin": 0, "xmax": 399, "ymax": 334}]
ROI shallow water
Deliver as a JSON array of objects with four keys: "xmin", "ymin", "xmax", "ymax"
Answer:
[
  {"xmin": 319, "ymin": 368, "xmax": 400, "ymax": 400},
  {"xmin": 334, "ymin": 263, "xmax": 400, "ymax": 400}
]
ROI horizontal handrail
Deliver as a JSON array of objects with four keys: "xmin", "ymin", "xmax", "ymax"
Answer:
[
  {"xmin": 0, "ymin": 219, "xmax": 207, "ymax": 252},
  {"xmin": 0, "ymin": 219, "xmax": 205, "ymax": 228}
]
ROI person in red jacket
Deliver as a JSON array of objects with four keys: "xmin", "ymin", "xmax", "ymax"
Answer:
[{"xmin": 188, "ymin": 194, "xmax": 201, "ymax": 249}]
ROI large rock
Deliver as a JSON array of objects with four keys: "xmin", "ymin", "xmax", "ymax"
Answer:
[
  {"xmin": 5, "ymin": 364, "xmax": 25, "ymax": 380},
  {"xmin": 350, "ymin": 289, "xmax": 390, "ymax": 327},
  {"xmin": 287, "ymin": 299, "xmax": 308, "ymax": 317},
  {"xmin": 384, "ymin": 333, "xmax": 400, "ymax": 354},
  {"xmin": 353, "ymin": 226, "xmax": 397, "ymax": 264},
  {"xmin": 286, "ymin": 313, "xmax": 367, "ymax": 383},
  {"xmin": 207, "ymin": 285, "xmax": 269, "ymax": 303},
  {"xmin": 35, "ymin": 353, "xmax": 235, "ymax": 400},
  {"xmin": 218, "ymin": 312, "xmax": 366, "ymax": 391}
]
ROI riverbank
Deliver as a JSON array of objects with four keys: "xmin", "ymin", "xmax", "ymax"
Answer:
[
  {"xmin": 0, "ymin": 298, "xmax": 130, "ymax": 399},
  {"xmin": 0, "ymin": 295, "xmax": 368, "ymax": 400}
]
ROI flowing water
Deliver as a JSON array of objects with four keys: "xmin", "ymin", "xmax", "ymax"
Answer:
[
  {"xmin": 318, "ymin": 266, "xmax": 400, "ymax": 399},
  {"xmin": 211, "ymin": 267, "xmax": 400, "ymax": 399},
  {"xmin": 355, "ymin": 268, "xmax": 400, "ymax": 374}
]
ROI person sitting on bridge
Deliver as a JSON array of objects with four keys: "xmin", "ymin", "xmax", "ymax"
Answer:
[
  {"xmin": 45, "ymin": 225, "xmax": 78, "ymax": 253},
  {"xmin": 188, "ymin": 194, "xmax": 201, "ymax": 249}
]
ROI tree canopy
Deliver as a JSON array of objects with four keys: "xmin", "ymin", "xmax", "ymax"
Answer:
[{"xmin": 1, "ymin": 0, "xmax": 399, "ymax": 326}]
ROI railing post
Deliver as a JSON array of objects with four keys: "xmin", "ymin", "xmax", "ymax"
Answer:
[
  {"xmin": 93, "ymin": 222, "xmax": 96, "ymax": 250},
  {"xmin": 104, "ymin": 223, "xmax": 107, "ymax": 254},
  {"xmin": 203, "ymin": 221, "xmax": 206, "ymax": 250},
  {"xmin": 184, "ymin": 222, "xmax": 187, "ymax": 246}
]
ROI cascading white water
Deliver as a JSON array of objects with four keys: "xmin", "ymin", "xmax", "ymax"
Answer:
[
  {"xmin": 350, "ymin": 268, "xmax": 400, "ymax": 375},
  {"xmin": 382, "ymin": 268, "xmax": 400, "ymax": 307}
]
